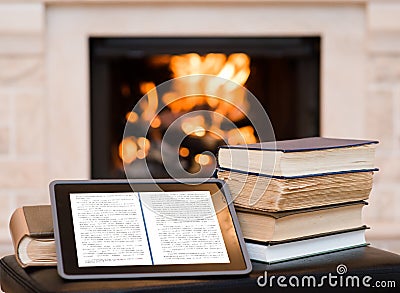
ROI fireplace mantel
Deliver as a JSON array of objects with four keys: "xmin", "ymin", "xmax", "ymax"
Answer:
[{"xmin": 45, "ymin": 2, "xmax": 368, "ymax": 178}]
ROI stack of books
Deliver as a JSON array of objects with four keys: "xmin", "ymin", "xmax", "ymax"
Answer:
[{"xmin": 217, "ymin": 137, "xmax": 378, "ymax": 263}]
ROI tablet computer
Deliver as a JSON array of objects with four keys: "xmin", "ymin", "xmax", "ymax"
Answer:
[{"xmin": 50, "ymin": 179, "xmax": 252, "ymax": 279}]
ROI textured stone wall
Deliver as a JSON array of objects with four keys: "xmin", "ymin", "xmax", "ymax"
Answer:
[
  {"xmin": 0, "ymin": 3, "xmax": 48, "ymax": 255},
  {"xmin": 364, "ymin": 2, "xmax": 400, "ymax": 243}
]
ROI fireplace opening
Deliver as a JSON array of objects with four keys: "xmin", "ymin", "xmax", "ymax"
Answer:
[{"xmin": 90, "ymin": 37, "xmax": 320, "ymax": 179}]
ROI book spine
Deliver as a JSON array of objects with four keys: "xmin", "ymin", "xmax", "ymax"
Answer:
[{"xmin": 9, "ymin": 208, "xmax": 30, "ymax": 267}]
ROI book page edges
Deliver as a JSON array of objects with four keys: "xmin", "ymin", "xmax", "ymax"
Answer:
[{"xmin": 24, "ymin": 238, "xmax": 57, "ymax": 267}]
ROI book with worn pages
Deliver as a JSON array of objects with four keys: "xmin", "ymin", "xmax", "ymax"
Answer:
[
  {"xmin": 245, "ymin": 227, "xmax": 368, "ymax": 264},
  {"xmin": 235, "ymin": 201, "xmax": 366, "ymax": 242},
  {"xmin": 217, "ymin": 169, "xmax": 374, "ymax": 211},
  {"xmin": 9, "ymin": 205, "xmax": 56, "ymax": 267},
  {"xmin": 218, "ymin": 137, "xmax": 378, "ymax": 177}
]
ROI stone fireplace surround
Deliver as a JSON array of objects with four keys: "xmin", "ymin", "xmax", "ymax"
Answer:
[{"xmin": 1, "ymin": 1, "xmax": 400, "ymax": 255}]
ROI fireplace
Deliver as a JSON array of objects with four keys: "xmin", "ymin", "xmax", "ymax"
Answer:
[
  {"xmin": 2, "ymin": 2, "xmax": 386, "ymax": 257},
  {"xmin": 90, "ymin": 37, "xmax": 320, "ymax": 179}
]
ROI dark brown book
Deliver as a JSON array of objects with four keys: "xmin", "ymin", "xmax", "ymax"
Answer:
[
  {"xmin": 218, "ymin": 137, "xmax": 378, "ymax": 177},
  {"xmin": 235, "ymin": 201, "xmax": 366, "ymax": 242},
  {"xmin": 9, "ymin": 205, "xmax": 56, "ymax": 267}
]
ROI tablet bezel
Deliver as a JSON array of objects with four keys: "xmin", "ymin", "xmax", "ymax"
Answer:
[{"xmin": 50, "ymin": 178, "xmax": 252, "ymax": 279}]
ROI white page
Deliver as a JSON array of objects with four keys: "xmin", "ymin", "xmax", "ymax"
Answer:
[
  {"xmin": 70, "ymin": 192, "xmax": 152, "ymax": 267},
  {"xmin": 140, "ymin": 191, "xmax": 230, "ymax": 265}
]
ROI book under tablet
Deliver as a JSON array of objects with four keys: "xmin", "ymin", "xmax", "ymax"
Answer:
[{"xmin": 50, "ymin": 179, "xmax": 251, "ymax": 279}]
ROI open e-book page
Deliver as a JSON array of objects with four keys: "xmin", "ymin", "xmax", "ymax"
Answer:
[
  {"xmin": 140, "ymin": 191, "xmax": 230, "ymax": 265},
  {"xmin": 70, "ymin": 193, "xmax": 152, "ymax": 267},
  {"xmin": 70, "ymin": 191, "xmax": 230, "ymax": 267}
]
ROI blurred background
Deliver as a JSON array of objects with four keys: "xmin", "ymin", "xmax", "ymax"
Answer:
[{"xmin": 0, "ymin": 1, "xmax": 399, "ymax": 257}]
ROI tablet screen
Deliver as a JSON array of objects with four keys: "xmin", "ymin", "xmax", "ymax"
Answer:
[
  {"xmin": 70, "ymin": 191, "xmax": 229, "ymax": 267},
  {"xmin": 50, "ymin": 179, "xmax": 251, "ymax": 279}
]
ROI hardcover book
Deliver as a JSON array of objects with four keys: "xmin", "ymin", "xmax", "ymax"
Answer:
[
  {"xmin": 235, "ymin": 201, "xmax": 366, "ymax": 242},
  {"xmin": 217, "ymin": 169, "xmax": 374, "ymax": 211},
  {"xmin": 218, "ymin": 137, "xmax": 378, "ymax": 177},
  {"xmin": 9, "ymin": 205, "xmax": 56, "ymax": 267},
  {"xmin": 245, "ymin": 227, "xmax": 368, "ymax": 264}
]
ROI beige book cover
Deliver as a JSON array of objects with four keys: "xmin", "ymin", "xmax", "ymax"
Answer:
[{"xmin": 9, "ymin": 205, "xmax": 56, "ymax": 267}]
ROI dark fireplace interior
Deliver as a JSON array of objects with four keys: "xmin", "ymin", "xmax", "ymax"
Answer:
[{"xmin": 90, "ymin": 37, "xmax": 320, "ymax": 179}]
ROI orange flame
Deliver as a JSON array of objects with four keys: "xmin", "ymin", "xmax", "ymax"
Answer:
[
  {"xmin": 119, "ymin": 136, "xmax": 151, "ymax": 164},
  {"xmin": 121, "ymin": 52, "xmax": 257, "ymax": 166},
  {"xmin": 167, "ymin": 53, "xmax": 251, "ymax": 120},
  {"xmin": 139, "ymin": 82, "xmax": 158, "ymax": 121},
  {"xmin": 165, "ymin": 52, "xmax": 255, "ymax": 145}
]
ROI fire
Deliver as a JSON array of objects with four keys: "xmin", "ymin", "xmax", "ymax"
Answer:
[
  {"xmin": 121, "ymin": 52, "xmax": 258, "ymax": 172},
  {"xmin": 179, "ymin": 147, "xmax": 190, "ymax": 157},
  {"xmin": 167, "ymin": 53, "xmax": 253, "ymax": 136},
  {"xmin": 139, "ymin": 82, "xmax": 158, "ymax": 121},
  {"xmin": 167, "ymin": 53, "xmax": 251, "ymax": 124},
  {"xmin": 137, "ymin": 137, "xmax": 151, "ymax": 152},
  {"xmin": 119, "ymin": 137, "xmax": 137, "ymax": 164},
  {"xmin": 126, "ymin": 112, "xmax": 138, "ymax": 123},
  {"xmin": 150, "ymin": 116, "xmax": 161, "ymax": 128},
  {"xmin": 119, "ymin": 136, "xmax": 151, "ymax": 163},
  {"xmin": 181, "ymin": 115, "xmax": 206, "ymax": 137},
  {"xmin": 195, "ymin": 154, "xmax": 212, "ymax": 165},
  {"xmin": 227, "ymin": 126, "xmax": 257, "ymax": 145}
]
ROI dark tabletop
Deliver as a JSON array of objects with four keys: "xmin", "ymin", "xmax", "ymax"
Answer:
[{"xmin": 1, "ymin": 246, "xmax": 400, "ymax": 292}]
